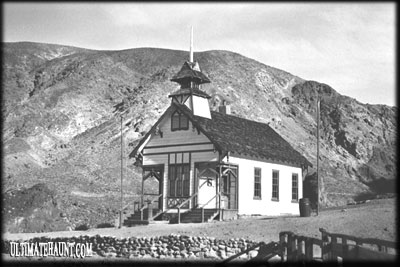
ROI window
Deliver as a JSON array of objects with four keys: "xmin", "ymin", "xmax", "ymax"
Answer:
[
  {"xmin": 171, "ymin": 111, "xmax": 189, "ymax": 131},
  {"xmin": 168, "ymin": 164, "xmax": 190, "ymax": 197},
  {"xmin": 272, "ymin": 170, "xmax": 279, "ymax": 201},
  {"xmin": 254, "ymin": 168, "xmax": 261, "ymax": 199},
  {"xmin": 292, "ymin": 173, "xmax": 298, "ymax": 201}
]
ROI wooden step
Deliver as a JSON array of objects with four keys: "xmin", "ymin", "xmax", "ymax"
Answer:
[
  {"xmin": 174, "ymin": 209, "xmax": 219, "ymax": 223},
  {"xmin": 123, "ymin": 209, "xmax": 164, "ymax": 226}
]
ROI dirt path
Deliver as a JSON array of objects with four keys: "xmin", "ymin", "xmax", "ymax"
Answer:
[{"xmin": 3, "ymin": 198, "xmax": 396, "ymax": 243}]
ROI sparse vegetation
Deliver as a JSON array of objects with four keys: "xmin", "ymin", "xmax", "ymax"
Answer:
[{"xmin": 2, "ymin": 42, "xmax": 396, "ymax": 233}]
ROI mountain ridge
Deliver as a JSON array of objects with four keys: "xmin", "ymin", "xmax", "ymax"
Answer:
[{"xmin": 2, "ymin": 41, "xmax": 396, "ymax": 232}]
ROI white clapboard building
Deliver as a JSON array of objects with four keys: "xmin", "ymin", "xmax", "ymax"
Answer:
[{"xmin": 126, "ymin": 39, "xmax": 312, "ymax": 225}]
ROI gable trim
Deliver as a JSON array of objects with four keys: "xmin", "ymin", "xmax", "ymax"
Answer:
[
  {"xmin": 172, "ymin": 102, "xmax": 224, "ymax": 153},
  {"xmin": 228, "ymin": 152, "xmax": 304, "ymax": 169},
  {"xmin": 143, "ymin": 149, "xmax": 215, "ymax": 156},
  {"xmin": 129, "ymin": 105, "xmax": 175, "ymax": 158},
  {"xmin": 146, "ymin": 142, "xmax": 213, "ymax": 149}
]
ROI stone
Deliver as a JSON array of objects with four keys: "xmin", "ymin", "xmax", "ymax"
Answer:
[
  {"xmin": 205, "ymin": 250, "xmax": 218, "ymax": 259},
  {"xmin": 106, "ymin": 252, "xmax": 117, "ymax": 258},
  {"xmin": 226, "ymin": 252, "xmax": 235, "ymax": 257},
  {"xmin": 219, "ymin": 250, "xmax": 227, "ymax": 259},
  {"xmin": 196, "ymin": 252, "xmax": 205, "ymax": 258},
  {"xmin": 248, "ymin": 250, "xmax": 258, "ymax": 258},
  {"xmin": 239, "ymin": 253, "xmax": 248, "ymax": 260}
]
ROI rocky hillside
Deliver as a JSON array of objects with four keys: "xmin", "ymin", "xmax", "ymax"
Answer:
[{"xmin": 2, "ymin": 42, "xmax": 397, "ymax": 232}]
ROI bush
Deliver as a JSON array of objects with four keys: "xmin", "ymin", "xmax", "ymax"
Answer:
[
  {"xmin": 96, "ymin": 222, "xmax": 114, "ymax": 229},
  {"xmin": 74, "ymin": 223, "xmax": 90, "ymax": 231}
]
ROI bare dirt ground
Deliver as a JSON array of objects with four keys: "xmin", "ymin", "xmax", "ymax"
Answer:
[{"xmin": 3, "ymin": 198, "xmax": 396, "ymax": 243}]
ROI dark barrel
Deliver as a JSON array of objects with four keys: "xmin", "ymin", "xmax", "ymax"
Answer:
[{"xmin": 299, "ymin": 198, "xmax": 311, "ymax": 217}]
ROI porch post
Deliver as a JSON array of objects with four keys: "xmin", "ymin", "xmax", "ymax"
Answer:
[
  {"xmin": 218, "ymin": 157, "xmax": 222, "ymax": 221},
  {"xmin": 141, "ymin": 169, "xmax": 145, "ymax": 208}
]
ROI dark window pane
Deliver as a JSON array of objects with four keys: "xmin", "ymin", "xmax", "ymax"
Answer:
[
  {"xmin": 171, "ymin": 112, "xmax": 180, "ymax": 130},
  {"xmin": 180, "ymin": 115, "xmax": 189, "ymax": 129}
]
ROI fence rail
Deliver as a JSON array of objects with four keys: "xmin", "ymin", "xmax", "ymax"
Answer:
[{"xmin": 279, "ymin": 228, "xmax": 396, "ymax": 263}]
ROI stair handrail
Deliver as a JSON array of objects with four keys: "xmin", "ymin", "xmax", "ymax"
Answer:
[
  {"xmin": 139, "ymin": 193, "xmax": 163, "ymax": 220},
  {"xmin": 176, "ymin": 192, "xmax": 200, "ymax": 224},
  {"xmin": 198, "ymin": 192, "xmax": 221, "ymax": 222}
]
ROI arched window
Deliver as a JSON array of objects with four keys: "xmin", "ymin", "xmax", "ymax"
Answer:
[{"xmin": 171, "ymin": 110, "xmax": 189, "ymax": 131}]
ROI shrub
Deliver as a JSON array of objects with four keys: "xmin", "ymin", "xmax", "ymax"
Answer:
[
  {"xmin": 74, "ymin": 223, "xmax": 90, "ymax": 231},
  {"xmin": 96, "ymin": 222, "xmax": 114, "ymax": 229}
]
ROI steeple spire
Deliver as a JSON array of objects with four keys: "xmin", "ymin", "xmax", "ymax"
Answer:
[{"xmin": 190, "ymin": 26, "xmax": 194, "ymax": 62}]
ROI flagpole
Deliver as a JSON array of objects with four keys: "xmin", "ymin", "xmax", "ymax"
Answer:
[
  {"xmin": 316, "ymin": 96, "xmax": 320, "ymax": 216},
  {"xmin": 119, "ymin": 114, "xmax": 124, "ymax": 228}
]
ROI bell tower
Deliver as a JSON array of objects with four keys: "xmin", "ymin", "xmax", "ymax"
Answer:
[{"xmin": 169, "ymin": 26, "xmax": 212, "ymax": 119}]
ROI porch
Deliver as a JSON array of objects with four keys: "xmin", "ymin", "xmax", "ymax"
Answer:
[{"xmin": 123, "ymin": 162, "xmax": 239, "ymax": 226}]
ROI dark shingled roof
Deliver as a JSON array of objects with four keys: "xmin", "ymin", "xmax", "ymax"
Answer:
[
  {"xmin": 130, "ymin": 102, "xmax": 312, "ymax": 168},
  {"xmin": 170, "ymin": 61, "xmax": 211, "ymax": 84},
  {"xmin": 175, "ymin": 103, "xmax": 312, "ymax": 167}
]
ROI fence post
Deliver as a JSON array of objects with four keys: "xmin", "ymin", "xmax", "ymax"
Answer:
[
  {"xmin": 297, "ymin": 237, "xmax": 304, "ymax": 261},
  {"xmin": 355, "ymin": 240, "xmax": 361, "ymax": 259},
  {"xmin": 321, "ymin": 228, "xmax": 330, "ymax": 261},
  {"xmin": 305, "ymin": 237, "xmax": 314, "ymax": 261},
  {"xmin": 201, "ymin": 207, "xmax": 204, "ymax": 223},
  {"xmin": 342, "ymin": 237, "xmax": 349, "ymax": 261},
  {"xmin": 147, "ymin": 200, "xmax": 153, "ymax": 221},
  {"xmin": 178, "ymin": 207, "xmax": 181, "ymax": 224},
  {"xmin": 287, "ymin": 233, "xmax": 296, "ymax": 261},
  {"xmin": 330, "ymin": 235, "xmax": 338, "ymax": 262},
  {"xmin": 279, "ymin": 232, "xmax": 287, "ymax": 262}
]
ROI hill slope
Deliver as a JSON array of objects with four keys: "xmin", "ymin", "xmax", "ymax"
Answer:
[{"xmin": 1, "ymin": 42, "xmax": 397, "ymax": 232}]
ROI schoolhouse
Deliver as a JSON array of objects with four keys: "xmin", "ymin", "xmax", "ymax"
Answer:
[{"xmin": 127, "ymin": 33, "xmax": 312, "ymax": 225}]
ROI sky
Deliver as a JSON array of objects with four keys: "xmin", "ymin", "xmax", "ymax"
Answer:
[{"xmin": 3, "ymin": 2, "xmax": 396, "ymax": 106}]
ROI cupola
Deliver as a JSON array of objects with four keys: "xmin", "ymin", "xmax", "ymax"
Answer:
[{"xmin": 168, "ymin": 27, "xmax": 212, "ymax": 119}]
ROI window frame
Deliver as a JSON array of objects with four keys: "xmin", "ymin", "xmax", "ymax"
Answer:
[
  {"xmin": 168, "ymin": 163, "xmax": 190, "ymax": 197},
  {"xmin": 171, "ymin": 110, "xmax": 189, "ymax": 131},
  {"xmin": 272, "ymin": 170, "xmax": 279, "ymax": 201},
  {"xmin": 254, "ymin": 167, "xmax": 262, "ymax": 199},
  {"xmin": 292, "ymin": 173, "xmax": 299, "ymax": 202}
]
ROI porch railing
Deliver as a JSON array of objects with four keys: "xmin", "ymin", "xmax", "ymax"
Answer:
[
  {"xmin": 176, "ymin": 192, "xmax": 199, "ymax": 224},
  {"xmin": 198, "ymin": 192, "xmax": 221, "ymax": 223},
  {"xmin": 139, "ymin": 193, "xmax": 163, "ymax": 220}
]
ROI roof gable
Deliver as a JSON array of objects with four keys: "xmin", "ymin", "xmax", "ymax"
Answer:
[{"xmin": 130, "ymin": 103, "xmax": 312, "ymax": 168}]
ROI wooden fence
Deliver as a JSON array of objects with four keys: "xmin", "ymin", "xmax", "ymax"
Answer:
[{"xmin": 279, "ymin": 228, "xmax": 397, "ymax": 263}]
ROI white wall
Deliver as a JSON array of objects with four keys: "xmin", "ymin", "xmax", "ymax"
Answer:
[
  {"xmin": 192, "ymin": 96, "xmax": 211, "ymax": 119},
  {"xmin": 227, "ymin": 155, "xmax": 303, "ymax": 216}
]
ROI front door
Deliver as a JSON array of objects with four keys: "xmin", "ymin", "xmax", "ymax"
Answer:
[
  {"xmin": 142, "ymin": 165, "xmax": 164, "ymax": 210},
  {"xmin": 195, "ymin": 162, "xmax": 218, "ymax": 209},
  {"xmin": 220, "ymin": 165, "xmax": 238, "ymax": 210}
]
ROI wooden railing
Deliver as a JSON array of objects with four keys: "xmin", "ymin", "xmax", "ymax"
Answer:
[
  {"xmin": 279, "ymin": 228, "xmax": 397, "ymax": 262},
  {"xmin": 319, "ymin": 228, "xmax": 397, "ymax": 261},
  {"xmin": 139, "ymin": 193, "xmax": 163, "ymax": 220},
  {"xmin": 217, "ymin": 241, "xmax": 280, "ymax": 267},
  {"xmin": 198, "ymin": 192, "xmax": 221, "ymax": 223},
  {"xmin": 176, "ymin": 192, "xmax": 199, "ymax": 224}
]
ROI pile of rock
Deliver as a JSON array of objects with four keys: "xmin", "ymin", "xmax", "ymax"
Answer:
[{"xmin": 3, "ymin": 234, "xmax": 262, "ymax": 261}]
